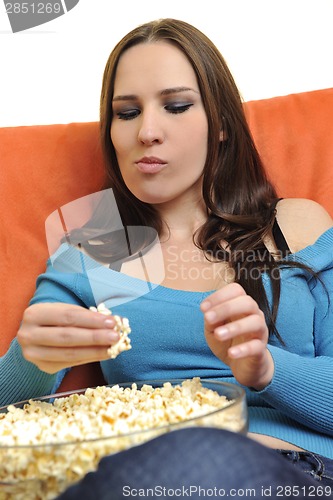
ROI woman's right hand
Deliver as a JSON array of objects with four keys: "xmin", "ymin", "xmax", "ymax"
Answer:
[{"xmin": 17, "ymin": 303, "xmax": 120, "ymax": 373}]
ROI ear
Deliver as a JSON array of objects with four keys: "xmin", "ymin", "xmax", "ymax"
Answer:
[{"xmin": 219, "ymin": 130, "xmax": 225, "ymax": 142}]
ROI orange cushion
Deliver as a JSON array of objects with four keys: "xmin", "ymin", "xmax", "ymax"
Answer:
[
  {"xmin": 1, "ymin": 88, "xmax": 332, "ymax": 389},
  {"xmin": 0, "ymin": 123, "xmax": 105, "ymax": 355},
  {"xmin": 244, "ymin": 87, "xmax": 333, "ymax": 214}
]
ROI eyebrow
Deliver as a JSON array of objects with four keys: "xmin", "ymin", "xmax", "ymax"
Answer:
[{"xmin": 112, "ymin": 86, "xmax": 199, "ymax": 102}]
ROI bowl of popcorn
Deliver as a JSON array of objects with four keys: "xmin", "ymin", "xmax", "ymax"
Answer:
[{"xmin": 0, "ymin": 378, "xmax": 247, "ymax": 499}]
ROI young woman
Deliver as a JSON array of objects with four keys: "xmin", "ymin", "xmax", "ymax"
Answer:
[{"xmin": 1, "ymin": 18, "xmax": 332, "ymax": 492}]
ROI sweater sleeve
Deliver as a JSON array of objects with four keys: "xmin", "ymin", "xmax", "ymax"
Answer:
[
  {"xmin": 257, "ymin": 347, "xmax": 333, "ymax": 436},
  {"xmin": 0, "ymin": 259, "xmax": 94, "ymax": 407},
  {"xmin": 0, "ymin": 338, "xmax": 58, "ymax": 407},
  {"xmin": 254, "ymin": 230, "xmax": 333, "ymax": 436}
]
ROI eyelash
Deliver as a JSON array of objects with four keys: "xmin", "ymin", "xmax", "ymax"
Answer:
[{"xmin": 115, "ymin": 103, "xmax": 193, "ymax": 121}]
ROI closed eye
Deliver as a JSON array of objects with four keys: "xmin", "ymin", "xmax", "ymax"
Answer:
[
  {"xmin": 115, "ymin": 109, "xmax": 140, "ymax": 121},
  {"xmin": 114, "ymin": 103, "xmax": 193, "ymax": 121},
  {"xmin": 164, "ymin": 103, "xmax": 193, "ymax": 114}
]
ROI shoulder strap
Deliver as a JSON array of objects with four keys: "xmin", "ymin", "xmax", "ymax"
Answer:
[
  {"xmin": 271, "ymin": 198, "xmax": 291, "ymax": 255},
  {"xmin": 272, "ymin": 219, "xmax": 291, "ymax": 256}
]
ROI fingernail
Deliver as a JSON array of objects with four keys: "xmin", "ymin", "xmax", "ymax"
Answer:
[
  {"xmin": 205, "ymin": 311, "xmax": 216, "ymax": 322},
  {"xmin": 215, "ymin": 326, "xmax": 229, "ymax": 340},
  {"xmin": 229, "ymin": 346, "xmax": 241, "ymax": 357},
  {"xmin": 108, "ymin": 331, "xmax": 119, "ymax": 342},
  {"xmin": 201, "ymin": 301, "xmax": 211, "ymax": 312},
  {"xmin": 104, "ymin": 318, "xmax": 115, "ymax": 327}
]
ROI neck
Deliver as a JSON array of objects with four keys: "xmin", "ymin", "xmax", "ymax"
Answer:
[{"xmin": 154, "ymin": 197, "xmax": 207, "ymax": 242}]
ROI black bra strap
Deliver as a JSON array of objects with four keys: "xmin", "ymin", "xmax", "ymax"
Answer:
[
  {"xmin": 271, "ymin": 196, "xmax": 291, "ymax": 256},
  {"xmin": 272, "ymin": 219, "xmax": 291, "ymax": 255}
]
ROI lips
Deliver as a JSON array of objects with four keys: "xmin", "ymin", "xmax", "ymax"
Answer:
[{"xmin": 135, "ymin": 156, "xmax": 167, "ymax": 174}]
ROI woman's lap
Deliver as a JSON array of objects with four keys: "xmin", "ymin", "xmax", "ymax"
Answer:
[
  {"xmin": 277, "ymin": 449, "xmax": 333, "ymax": 488},
  {"xmin": 57, "ymin": 428, "xmax": 333, "ymax": 499}
]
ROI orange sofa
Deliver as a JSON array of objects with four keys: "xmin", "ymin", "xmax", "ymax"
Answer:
[{"xmin": 1, "ymin": 87, "xmax": 333, "ymax": 390}]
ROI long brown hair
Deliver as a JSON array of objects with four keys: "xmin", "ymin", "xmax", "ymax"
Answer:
[{"xmin": 96, "ymin": 19, "xmax": 312, "ymax": 340}]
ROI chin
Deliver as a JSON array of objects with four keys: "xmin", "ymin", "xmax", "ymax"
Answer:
[{"xmin": 131, "ymin": 190, "xmax": 170, "ymax": 205}]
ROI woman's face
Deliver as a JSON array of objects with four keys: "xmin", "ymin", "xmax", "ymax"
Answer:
[{"xmin": 110, "ymin": 41, "xmax": 209, "ymax": 206}]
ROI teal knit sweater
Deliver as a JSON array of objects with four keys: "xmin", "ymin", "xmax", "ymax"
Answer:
[{"xmin": 1, "ymin": 228, "xmax": 333, "ymax": 458}]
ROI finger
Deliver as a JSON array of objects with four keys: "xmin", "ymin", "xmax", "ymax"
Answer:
[
  {"xmin": 203, "ymin": 295, "xmax": 261, "ymax": 327},
  {"xmin": 228, "ymin": 338, "xmax": 266, "ymax": 359},
  {"xmin": 19, "ymin": 326, "xmax": 120, "ymax": 348},
  {"xmin": 213, "ymin": 313, "xmax": 267, "ymax": 341},
  {"xmin": 200, "ymin": 283, "xmax": 246, "ymax": 312},
  {"xmin": 23, "ymin": 303, "xmax": 115, "ymax": 328}
]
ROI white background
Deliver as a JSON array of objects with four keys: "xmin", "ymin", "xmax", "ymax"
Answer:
[{"xmin": 0, "ymin": 0, "xmax": 332, "ymax": 127}]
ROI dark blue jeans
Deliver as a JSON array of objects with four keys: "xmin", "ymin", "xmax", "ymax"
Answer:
[
  {"xmin": 58, "ymin": 428, "xmax": 333, "ymax": 499},
  {"xmin": 277, "ymin": 449, "xmax": 333, "ymax": 487}
]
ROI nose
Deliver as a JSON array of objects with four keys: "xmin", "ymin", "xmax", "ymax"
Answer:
[{"xmin": 137, "ymin": 109, "xmax": 164, "ymax": 145}]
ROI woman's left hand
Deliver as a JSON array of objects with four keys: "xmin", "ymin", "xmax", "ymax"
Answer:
[{"xmin": 201, "ymin": 283, "xmax": 274, "ymax": 390}]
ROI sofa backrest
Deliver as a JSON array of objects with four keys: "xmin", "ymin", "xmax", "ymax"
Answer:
[
  {"xmin": 1, "ymin": 87, "xmax": 332, "ymax": 389},
  {"xmin": 244, "ymin": 87, "xmax": 333, "ymax": 210}
]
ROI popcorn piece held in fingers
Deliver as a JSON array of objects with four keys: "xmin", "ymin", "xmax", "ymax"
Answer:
[
  {"xmin": 89, "ymin": 303, "xmax": 132, "ymax": 359},
  {"xmin": 89, "ymin": 303, "xmax": 112, "ymax": 316},
  {"xmin": 107, "ymin": 315, "xmax": 132, "ymax": 359}
]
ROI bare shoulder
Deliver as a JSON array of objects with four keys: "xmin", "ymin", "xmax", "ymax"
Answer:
[{"xmin": 275, "ymin": 198, "xmax": 333, "ymax": 253}]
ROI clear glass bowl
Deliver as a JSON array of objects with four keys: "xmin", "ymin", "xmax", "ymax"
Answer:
[{"xmin": 0, "ymin": 379, "xmax": 247, "ymax": 499}]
